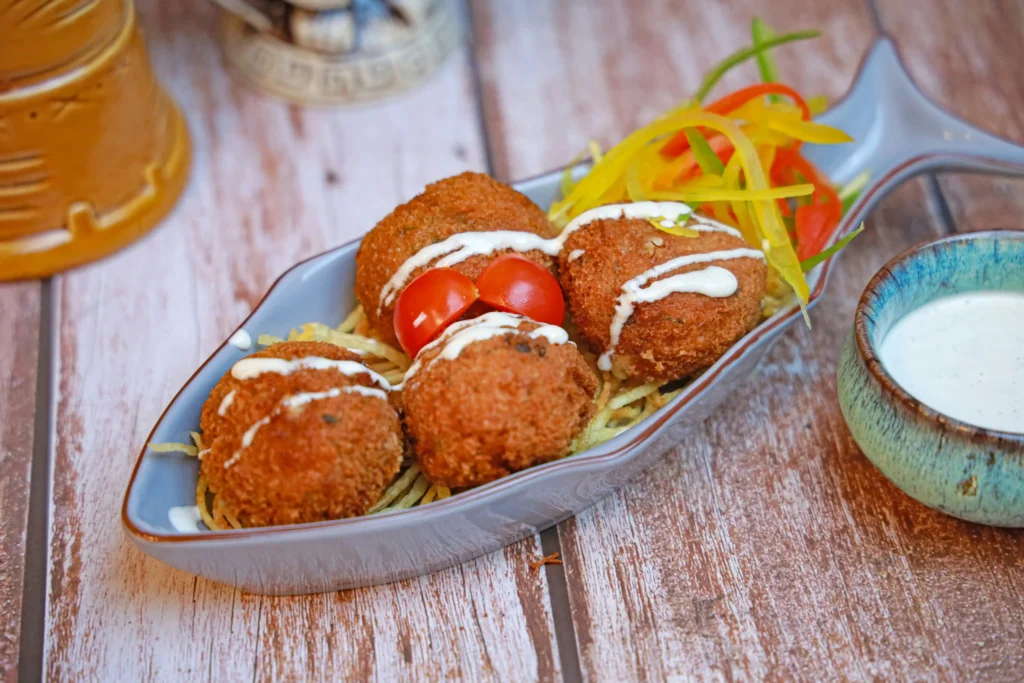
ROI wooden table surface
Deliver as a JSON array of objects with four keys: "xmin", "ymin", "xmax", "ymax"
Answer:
[{"xmin": 3, "ymin": 0, "xmax": 1024, "ymax": 680}]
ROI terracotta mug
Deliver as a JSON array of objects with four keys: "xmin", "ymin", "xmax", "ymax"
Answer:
[{"xmin": 0, "ymin": 0, "xmax": 191, "ymax": 280}]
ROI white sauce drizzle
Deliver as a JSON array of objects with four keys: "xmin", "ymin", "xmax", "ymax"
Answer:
[
  {"xmin": 376, "ymin": 202, "xmax": 741, "ymax": 314},
  {"xmin": 168, "ymin": 505, "xmax": 202, "ymax": 532},
  {"xmin": 217, "ymin": 389, "xmax": 236, "ymax": 416},
  {"xmin": 224, "ymin": 385, "xmax": 388, "ymax": 469},
  {"xmin": 282, "ymin": 385, "xmax": 389, "ymax": 407},
  {"xmin": 395, "ymin": 311, "xmax": 570, "ymax": 391},
  {"xmin": 230, "ymin": 356, "xmax": 391, "ymax": 391},
  {"xmin": 597, "ymin": 249, "xmax": 766, "ymax": 371},
  {"xmin": 378, "ymin": 231, "xmax": 557, "ymax": 311},
  {"xmin": 567, "ymin": 249, "xmax": 586, "ymax": 263},
  {"xmin": 229, "ymin": 329, "xmax": 252, "ymax": 350}
]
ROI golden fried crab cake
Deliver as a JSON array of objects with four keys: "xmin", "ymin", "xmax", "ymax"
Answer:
[
  {"xmin": 355, "ymin": 172, "xmax": 556, "ymax": 346},
  {"xmin": 401, "ymin": 312, "xmax": 598, "ymax": 489},
  {"xmin": 199, "ymin": 341, "xmax": 402, "ymax": 526},
  {"xmin": 558, "ymin": 210, "xmax": 768, "ymax": 382},
  {"xmin": 200, "ymin": 341, "xmax": 365, "ymax": 446}
]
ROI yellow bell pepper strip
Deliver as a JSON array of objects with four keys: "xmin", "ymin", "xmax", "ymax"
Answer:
[
  {"xmin": 645, "ymin": 184, "xmax": 814, "ymax": 202},
  {"xmin": 730, "ymin": 98, "xmax": 852, "ymax": 144},
  {"xmin": 681, "ymin": 174, "xmax": 726, "ymax": 189},
  {"xmin": 661, "ymin": 83, "xmax": 813, "ymax": 158},
  {"xmin": 835, "ymin": 169, "xmax": 868, "ymax": 201},
  {"xmin": 648, "ymin": 213, "xmax": 699, "ymax": 238},
  {"xmin": 560, "ymin": 150, "xmax": 586, "ymax": 198},
  {"xmin": 627, "ymin": 160, "xmax": 648, "ymax": 202},
  {"xmin": 551, "ymin": 110, "xmax": 812, "ymax": 303},
  {"xmin": 763, "ymin": 116, "xmax": 854, "ymax": 145},
  {"xmin": 806, "ymin": 95, "xmax": 829, "ymax": 115},
  {"xmin": 692, "ymin": 30, "xmax": 820, "ymax": 103}
]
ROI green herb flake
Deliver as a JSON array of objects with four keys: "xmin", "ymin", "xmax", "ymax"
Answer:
[
  {"xmin": 800, "ymin": 223, "xmax": 865, "ymax": 272},
  {"xmin": 694, "ymin": 29, "xmax": 820, "ymax": 103}
]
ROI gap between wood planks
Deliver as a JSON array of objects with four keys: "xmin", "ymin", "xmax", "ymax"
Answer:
[{"xmin": 17, "ymin": 277, "xmax": 55, "ymax": 683}]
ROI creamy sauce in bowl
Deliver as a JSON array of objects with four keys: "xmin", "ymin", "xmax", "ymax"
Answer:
[{"xmin": 879, "ymin": 291, "xmax": 1024, "ymax": 433}]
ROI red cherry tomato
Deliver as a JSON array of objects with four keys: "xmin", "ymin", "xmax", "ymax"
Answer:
[
  {"xmin": 393, "ymin": 268, "xmax": 478, "ymax": 357},
  {"xmin": 476, "ymin": 254, "xmax": 566, "ymax": 325}
]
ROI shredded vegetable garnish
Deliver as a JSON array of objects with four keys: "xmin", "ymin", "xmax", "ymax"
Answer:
[{"xmin": 550, "ymin": 19, "xmax": 862, "ymax": 313}]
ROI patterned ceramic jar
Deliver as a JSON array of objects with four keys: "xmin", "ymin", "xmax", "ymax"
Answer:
[{"xmin": 213, "ymin": 0, "xmax": 459, "ymax": 104}]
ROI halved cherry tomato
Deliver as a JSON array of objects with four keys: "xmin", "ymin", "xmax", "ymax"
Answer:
[
  {"xmin": 393, "ymin": 268, "xmax": 478, "ymax": 357},
  {"xmin": 476, "ymin": 255, "xmax": 565, "ymax": 326}
]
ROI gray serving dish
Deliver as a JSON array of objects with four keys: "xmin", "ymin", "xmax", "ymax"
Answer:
[{"xmin": 123, "ymin": 37, "xmax": 1024, "ymax": 595}]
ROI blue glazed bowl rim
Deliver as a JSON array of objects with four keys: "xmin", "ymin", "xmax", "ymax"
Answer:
[{"xmin": 854, "ymin": 230, "xmax": 1024, "ymax": 446}]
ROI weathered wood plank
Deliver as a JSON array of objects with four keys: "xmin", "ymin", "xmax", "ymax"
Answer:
[
  {"xmin": 42, "ymin": 1, "xmax": 560, "ymax": 680},
  {"xmin": 0, "ymin": 283, "xmax": 40, "ymax": 683},
  {"xmin": 472, "ymin": 0, "xmax": 873, "ymax": 181},
  {"xmin": 476, "ymin": 0, "xmax": 1024, "ymax": 679}
]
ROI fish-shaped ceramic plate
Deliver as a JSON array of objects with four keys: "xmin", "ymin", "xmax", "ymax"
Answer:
[{"xmin": 123, "ymin": 38, "xmax": 1024, "ymax": 595}]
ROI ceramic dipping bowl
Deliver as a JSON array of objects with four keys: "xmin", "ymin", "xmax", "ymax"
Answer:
[{"xmin": 838, "ymin": 231, "xmax": 1024, "ymax": 527}]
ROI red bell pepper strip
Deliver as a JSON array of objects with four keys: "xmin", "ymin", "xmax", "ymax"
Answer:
[
  {"xmin": 795, "ymin": 204, "xmax": 834, "ymax": 260},
  {"xmin": 661, "ymin": 83, "xmax": 812, "ymax": 158},
  {"xmin": 772, "ymin": 148, "xmax": 842, "ymax": 259},
  {"xmin": 706, "ymin": 83, "xmax": 812, "ymax": 119}
]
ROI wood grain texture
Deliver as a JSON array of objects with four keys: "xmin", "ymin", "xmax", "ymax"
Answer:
[
  {"xmin": 472, "ymin": 0, "xmax": 873, "ymax": 181},
  {"xmin": 42, "ymin": 1, "xmax": 560, "ymax": 680},
  {"xmin": 474, "ymin": 0, "xmax": 1024, "ymax": 679},
  {"xmin": 0, "ymin": 283, "xmax": 40, "ymax": 683}
]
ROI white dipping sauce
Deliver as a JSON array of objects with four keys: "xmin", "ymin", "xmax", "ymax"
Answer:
[{"xmin": 879, "ymin": 291, "xmax": 1024, "ymax": 433}]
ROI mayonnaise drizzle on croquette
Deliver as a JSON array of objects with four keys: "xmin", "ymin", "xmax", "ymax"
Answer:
[
  {"xmin": 378, "ymin": 231, "xmax": 558, "ymax": 312},
  {"xmin": 598, "ymin": 249, "xmax": 766, "ymax": 371},
  {"xmin": 282, "ymin": 385, "xmax": 389, "ymax": 406},
  {"xmin": 376, "ymin": 202, "xmax": 741, "ymax": 315},
  {"xmin": 562, "ymin": 202, "xmax": 741, "ymax": 241},
  {"xmin": 394, "ymin": 311, "xmax": 570, "ymax": 391},
  {"xmin": 230, "ymin": 356, "xmax": 391, "ymax": 391},
  {"xmin": 217, "ymin": 389, "xmax": 236, "ymax": 416},
  {"xmin": 224, "ymin": 385, "xmax": 389, "ymax": 469}
]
